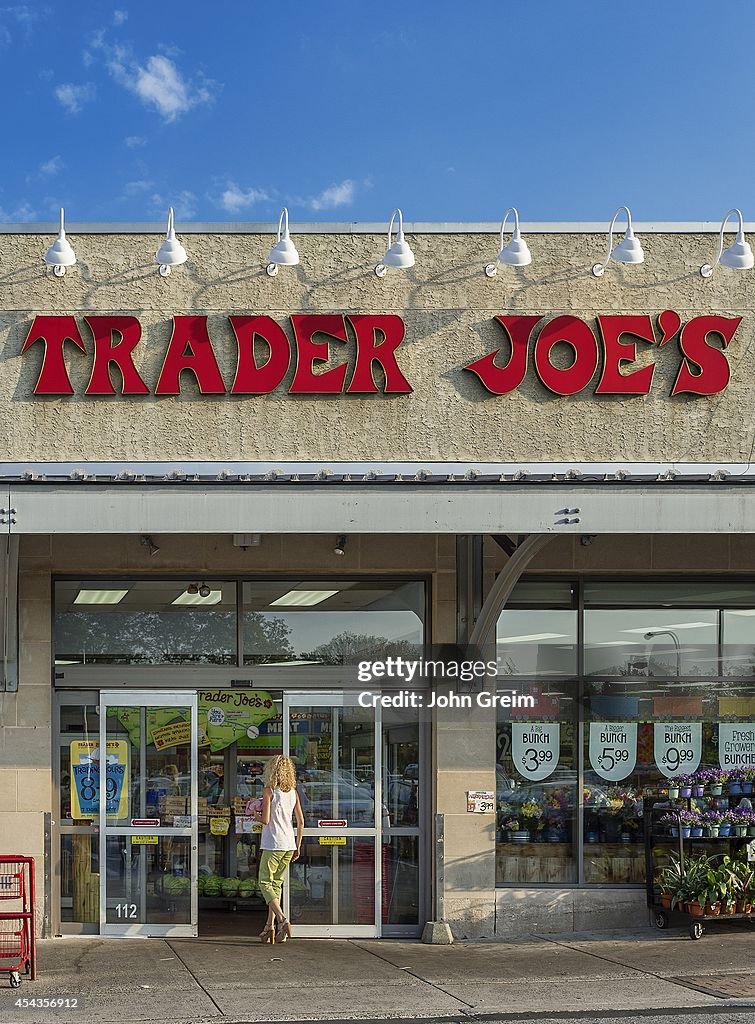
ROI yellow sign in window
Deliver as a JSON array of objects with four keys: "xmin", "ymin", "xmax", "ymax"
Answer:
[
  {"xmin": 131, "ymin": 835, "xmax": 158, "ymax": 845},
  {"xmin": 319, "ymin": 836, "xmax": 347, "ymax": 846}
]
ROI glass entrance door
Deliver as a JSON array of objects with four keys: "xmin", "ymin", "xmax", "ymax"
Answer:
[
  {"xmin": 98, "ymin": 691, "xmax": 198, "ymax": 937},
  {"xmin": 284, "ymin": 693, "xmax": 381, "ymax": 937}
]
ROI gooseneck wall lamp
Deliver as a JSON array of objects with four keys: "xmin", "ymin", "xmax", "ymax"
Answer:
[
  {"xmin": 155, "ymin": 208, "xmax": 188, "ymax": 277},
  {"xmin": 592, "ymin": 206, "xmax": 644, "ymax": 277},
  {"xmin": 266, "ymin": 208, "xmax": 300, "ymax": 277},
  {"xmin": 484, "ymin": 208, "xmax": 531, "ymax": 277},
  {"xmin": 375, "ymin": 208, "xmax": 415, "ymax": 278},
  {"xmin": 44, "ymin": 208, "xmax": 76, "ymax": 277},
  {"xmin": 700, "ymin": 209, "xmax": 754, "ymax": 278}
]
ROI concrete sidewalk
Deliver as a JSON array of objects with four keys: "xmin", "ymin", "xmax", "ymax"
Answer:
[{"xmin": 1, "ymin": 925, "xmax": 754, "ymax": 1024}]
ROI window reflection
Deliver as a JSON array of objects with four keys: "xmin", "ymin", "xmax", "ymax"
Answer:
[
  {"xmin": 242, "ymin": 581, "xmax": 424, "ymax": 665},
  {"xmin": 54, "ymin": 581, "xmax": 237, "ymax": 665},
  {"xmin": 584, "ymin": 610, "xmax": 718, "ymax": 677}
]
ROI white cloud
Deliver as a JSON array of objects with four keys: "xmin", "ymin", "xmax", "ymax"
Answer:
[
  {"xmin": 39, "ymin": 155, "xmax": 63, "ymax": 177},
  {"xmin": 306, "ymin": 179, "xmax": 356, "ymax": 212},
  {"xmin": 151, "ymin": 190, "xmax": 197, "ymax": 220},
  {"xmin": 113, "ymin": 9, "xmax": 127, "ymax": 25},
  {"xmin": 122, "ymin": 179, "xmax": 153, "ymax": 197},
  {"xmin": 109, "ymin": 52, "xmax": 215, "ymax": 122},
  {"xmin": 217, "ymin": 183, "xmax": 269, "ymax": 213},
  {"xmin": 124, "ymin": 135, "xmax": 146, "ymax": 148},
  {"xmin": 0, "ymin": 201, "xmax": 36, "ymax": 222},
  {"xmin": 55, "ymin": 82, "xmax": 95, "ymax": 114}
]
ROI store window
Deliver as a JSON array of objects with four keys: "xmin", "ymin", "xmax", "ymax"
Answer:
[
  {"xmin": 242, "ymin": 580, "xmax": 425, "ymax": 665},
  {"xmin": 495, "ymin": 578, "xmax": 755, "ymax": 888},
  {"xmin": 497, "ymin": 581, "xmax": 577, "ymax": 676},
  {"xmin": 54, "ymin": 580, "xmax": 237, "ymax": 665},
  {"xmin": 496, "ymin": 682, "xmax": 578, "ymax": 885}
]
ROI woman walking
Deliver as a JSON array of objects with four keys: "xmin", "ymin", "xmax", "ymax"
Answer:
[{"xmin": 257, "ymin": 754, "xmax": 304, "ymax": 943}]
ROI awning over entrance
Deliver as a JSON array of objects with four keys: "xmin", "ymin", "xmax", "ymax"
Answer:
[{"xmin": 3, "ymin": 461, "xmax": 755, "ymax": 534}]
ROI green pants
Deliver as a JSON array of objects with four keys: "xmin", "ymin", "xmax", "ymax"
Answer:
[{"xmin": 259, "ymin": 850, "xmax": 294, "ymax": 905}]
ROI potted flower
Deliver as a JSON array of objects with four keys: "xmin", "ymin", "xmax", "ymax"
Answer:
[
  {"xmin": 743, "ymin": 768, "xmax": 755, "ymax": 797},
  {"xmin": 702, "ymin": 767, "xmax": 726, "ymax": 797},
  {"xmin": 667, "ymin": 780, "xmax": 680, "ymax": 801},
  {"xmin": 729, "ymin": 770, "xmax": 744, "ymax": 797},
  {"xmin": 730, "ymin": 806, "xmax": 752, "ymax": 838},
  {"xmin": 520, "ymin": 800, "xmax": 543, "ymax": 842},
  {"xmin": 504, "ymin": 817, "xmax": 527, "ymax": 842},
  {"xmin": 678, "ymin": 775, "xmax": 693, "ymax": 799},
  {"xmin": 703, "ymin": 810, "xmax": 722, "ymax": 838}
]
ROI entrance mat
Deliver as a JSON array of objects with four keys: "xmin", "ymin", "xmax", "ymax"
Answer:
[{"xmin": 674, "ymin": 973, "xmax": 755, "ymax": 1000}]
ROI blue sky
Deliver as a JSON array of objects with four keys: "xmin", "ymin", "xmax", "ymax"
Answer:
[{"xmin": 1, "ymin": 2, "xmax": 753, "ymax": 223}]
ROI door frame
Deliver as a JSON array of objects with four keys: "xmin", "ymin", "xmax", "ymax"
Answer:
[
  {"xmin": 98, "ymin": 690, "xmax": 198, "ymax": 937},
  {"xmin": 283, "ymin": 691, "xmax": 382, "ymax": 938}
]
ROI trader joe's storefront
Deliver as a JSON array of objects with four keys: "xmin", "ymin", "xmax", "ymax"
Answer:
[{"xmin": 53, "ymin": 577, "xmax": 426, "ymax": 938}]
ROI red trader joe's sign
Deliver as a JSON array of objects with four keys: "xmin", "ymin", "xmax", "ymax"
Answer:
[{"xmin": 21, "ymin": 309, "xmax": 740, "ymax": 397}]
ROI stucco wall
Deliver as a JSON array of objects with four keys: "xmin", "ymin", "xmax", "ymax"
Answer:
[{"xmin": 2, "ymin": 229, "xmax": 752, "ymax": 462}]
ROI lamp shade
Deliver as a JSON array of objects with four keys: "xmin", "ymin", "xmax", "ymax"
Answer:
[
  {"xmin": 377, "ymin": 209, "xmax": 415, "ymax": 273},
  {"xmin": 592, "ymin": 206, "xmax": 643, "ymax": 277},
  {"xmin": 610, "ymin": 225, "xmax": 644, "ymax": 265},
  {"xmin": 497, "ymin": 230, "xmax": 532, "ymax": 267},
  {"xmin": 700, "ymin": 209, "xmax": 754, "ymax": 278},
  {"xmin": 267, "ymin": 208, "xmax": 299, "ymax": 267},
  {"xmin": 155, "ymin": 208, "xmax": 188, "ymax": 269},
  {"xmin": 44, "ymin": 208, "xmax": 76, "ymax": 270},
  {"xmin": 719, "ymin": 229, "xmax": 754, "ymax": 270}
]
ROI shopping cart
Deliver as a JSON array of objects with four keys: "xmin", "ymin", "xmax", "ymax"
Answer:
[
  {"xmin": 0, "ymin": 857, "xmax": 36, "ymax": 987},
  {"xmin": 0, "ymin": 922, "xmax": 29, "ymax": 989}
]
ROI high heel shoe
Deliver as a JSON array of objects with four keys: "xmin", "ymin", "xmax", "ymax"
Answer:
[
  {"xmin": 259, "ymin": 925, "xmax": 276, "ymax": 944},
  {"xmin": 275, "ymin": 917, "xmax": 292, "ymax": 943}
]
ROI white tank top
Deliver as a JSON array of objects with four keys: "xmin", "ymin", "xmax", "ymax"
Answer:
[{"xmin": 261, "ymin": 787, "xmax": 297, "ymax": 851}]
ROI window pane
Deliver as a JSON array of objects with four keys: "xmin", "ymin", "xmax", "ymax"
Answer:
[
  {"xmin": 722, "ymin": 610, "xmax": 755, "ymax": 676},
  {"xmin": 54, "ymin": 580, "xmax": 237, "ymax": 665},
  {"xmin": 497, "ymin": 610, "xmax": 577, "ymax": 676},
  {"xmin": 242, "ymin": 580, "xmax": 424, "ymax": 665},
  {"xmin": 508, "ymin": 581, "xmax": 576, "ymax": 607},
  {"xmin": 584, "ymin": 581, "xmax": 755, "ymax": 606},
  {"xmin": 496, "ymin": 683, "xmax": 578, "ymax": 885},
  {"xmin": 582, "ymin": 677, "xmax": 755, "ymax": 884},
  {"xmin": 584, "ymin": 609, "xmax": 718, "ymax": 677}
]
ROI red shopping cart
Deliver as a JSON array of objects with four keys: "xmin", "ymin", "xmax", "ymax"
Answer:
[{"xmin": 0, "ymin": 857, "xmax": 36, "ymax": 988}]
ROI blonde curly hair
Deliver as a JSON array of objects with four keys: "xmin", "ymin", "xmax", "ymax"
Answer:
[{"xmin": 262, "ymin": 754, "xmax": 297, "ymax": 792}]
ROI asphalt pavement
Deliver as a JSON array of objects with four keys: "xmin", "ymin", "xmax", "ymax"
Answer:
[{"xmin": 0, "ymin": 925, "xmax": 754, "ymax": 1024}]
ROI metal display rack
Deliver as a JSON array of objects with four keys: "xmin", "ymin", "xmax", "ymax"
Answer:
[
  {"xmin": 645, "ymin": 795, "xmax": 755, "ymax": 940},
  {"xmin": 0, "ymin": 856, "xmax": 36, "ymax": 987}
]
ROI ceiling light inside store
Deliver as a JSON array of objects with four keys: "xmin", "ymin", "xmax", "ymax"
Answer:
[
  {"xmin": 172, "ymin": 589, "xmax": 222, "ymax": 606},
  {"xmin": 496, "ymin": 632, "xmax": 568, "ymax": 644},
  {"xmin": 269, "ymin": 589, "xmax": 340, "ymax": 607},
  {"xmin": 73, "ymin": 589, "xmax": 129, "ymax": 605}
]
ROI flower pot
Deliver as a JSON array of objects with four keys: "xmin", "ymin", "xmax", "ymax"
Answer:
[
  {"xmin": 670, "ymin": 826, "xmax": 680, "ymax": 838},
  {"xmin": 680, "ymin": 786, "xmax": 692, "ymax": 798},
  {"xmin": 720, "ymin": 823, "xmax": 732, "ymax": 837},
  {"xmin": 511, "ymin": 830, "xmax": 530, "ymax": 843},
  {"xmin": 687, "ymin": 901, "xmax": 705, "ymax": 917},
  {"xmin": 709, "ymin": 825, "xmax": 720, "ymax": 838},
  {"xmin": 681, "ymin": 826, "xmax": 692, "ymax": 839},
  {"xmin": 748, "ymin": 826, "xmax": 755, "ymax": 837},
  {"xmin": 660, "ymin": 893, "xmax": 673, "ymax": 910},
  {"xmin": 711, "ymin": 784, "xmax": 723, "ymax": 796},
  {"xmin": 705, "ymin": 901, "xmax": 721, "ymax": 916},
  {"xmin": 743, "ymin": 781, "xmax": 753, "ymax": 795},
  {"xmin": 736, "ymin": 899, "xmax": 751, "ymax": 914},
  {"xmin": 690, "ymin": 826, "xmax": 704, "ymax": 837},
  {"xmin": 668, "ymin": 787, "xmax": 680, "ymax": 800},
  {"xmin": 735, "ymin": 825, "xmax": 748, "ymax": 837},
  {"xmin": 692, "ymin": 785, "xmax": 705, "ymax": 798},
  {"xmin": 721, "ymin": 902, "xmax": 736, "ymax": 916},
  {"xmin": 729, "ymin": 782, "xmax": 743, "ymax": 796}
]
